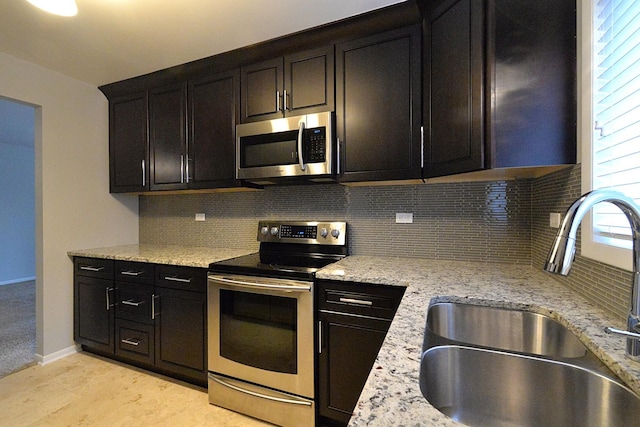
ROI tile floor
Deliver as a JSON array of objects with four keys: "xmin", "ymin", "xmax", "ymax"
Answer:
[{"xmin": 0, "ymin": 351, "xmax": 273, "ymax": 426}]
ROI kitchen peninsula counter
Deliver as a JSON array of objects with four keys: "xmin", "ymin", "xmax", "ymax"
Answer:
[
  {"xmin": 316, "ymin": 255, "xmax": 640, "ymax": 426},
  {"xmin": 67, "ymin": 244, "xmax": 255, "ymax": 268}
]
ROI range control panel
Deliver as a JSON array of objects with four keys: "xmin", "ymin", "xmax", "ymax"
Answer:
[{"xmin": 257, "ymin": 221, "xmax": 347, "ymax": 246}]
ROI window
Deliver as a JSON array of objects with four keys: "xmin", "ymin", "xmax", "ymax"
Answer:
[{"xmin": 582, "ymin": 0, "xmax": 640, "ymax": 271}]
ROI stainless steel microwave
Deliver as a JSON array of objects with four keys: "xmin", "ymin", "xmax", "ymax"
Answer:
[{"xmin": 236, "ymin": 112, "xmax": 335, "ymax": 184}]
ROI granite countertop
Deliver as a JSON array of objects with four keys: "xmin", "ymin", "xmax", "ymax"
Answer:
[
  {"xmin": 316, "ymin": 255, "xmax": 640, "ymax": 426},
  {"xmin": 67, "ymin": 244, "xmax": 255, "ymax": 268}
]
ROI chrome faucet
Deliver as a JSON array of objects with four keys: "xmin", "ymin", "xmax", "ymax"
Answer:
[{"xmin": 544, "ymin": 189, "xmax": 640, "ymax": 361}]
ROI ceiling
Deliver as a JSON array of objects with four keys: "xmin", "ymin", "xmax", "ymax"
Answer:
[{"xmin": 0, "ymin": 0, "xmax": 404, "ymax": 87}]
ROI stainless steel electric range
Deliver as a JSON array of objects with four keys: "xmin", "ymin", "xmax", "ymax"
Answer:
[{"xmin": 207, "ymin": 220, "xmax": 347, "ymax": 427}]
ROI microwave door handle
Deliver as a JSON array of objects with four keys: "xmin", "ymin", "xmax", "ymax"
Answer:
[{"xmin": 297, "ymin": 120, "xmax": 306, "ymax": 171}]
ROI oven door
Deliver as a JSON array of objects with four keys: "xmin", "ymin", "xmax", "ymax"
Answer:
[{"xmin": 208, "ymin": 273, "xmax": 314, "ymax": 399}]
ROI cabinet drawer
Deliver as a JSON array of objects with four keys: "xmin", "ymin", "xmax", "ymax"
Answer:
[
  {"xmin": 75, "ymin": 257, "xmax": 114, "ymax": 280},
  {"xmin": 116, "ymin": 283, "xmax": 154, "ymax": 325},
  {"xmin": 317, "ymin": 280, "xmax": 405, "ymax": 320},
  {"xmin": 156, "ymin": 265, "xmax": 206, "ymax": 292},
  {"xmin": 115, "ymin": 261, "xmax": 155, "ymax": 285},
  {"xmin": 115, "ymin": 319, "xmax": 154, "ymax": 365}
]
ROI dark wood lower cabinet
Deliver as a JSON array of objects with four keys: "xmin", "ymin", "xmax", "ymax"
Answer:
[
  {"xmin": 155, "ymin": 287, "xmax": 207, "ymax": 382},
  {"xmin": 318, "ymin": 312, "xmax": 390, "ymax": 425},
  {"xmin": 317, "ymin": 280, "xmax": 405, "ymax": 426},
  {"xmin": 74, "ymin": 258, "xmax": 207, "ymax": 386}
]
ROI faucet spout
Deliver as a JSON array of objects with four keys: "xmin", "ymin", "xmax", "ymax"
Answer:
[{"xmin": 544, "ymin": 189, "xmax": 640, "ymax": 360}]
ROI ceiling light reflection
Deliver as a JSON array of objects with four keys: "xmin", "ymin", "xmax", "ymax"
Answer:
[{"xmin": 26, "ymin": 0, "xmax": 78, "ymax": 17}]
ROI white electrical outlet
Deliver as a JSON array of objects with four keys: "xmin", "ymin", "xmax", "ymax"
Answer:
[
  {"xmin": 396, "ymin": 213, "xmax": 413, "ymax": 224},
  {"xmin": 195, "ymin": 213, "xmax": 206, "ymax": 222},
  {"xmin": 549, "ymin": 212, "xmax": 562, "ymax": 228}
]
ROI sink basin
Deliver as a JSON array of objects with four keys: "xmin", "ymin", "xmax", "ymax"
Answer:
[
  {"xmin": 426, "ymin": 302, "xmax": 587, "ymax": 358},
  {"xmin": 420, "ymin": 345, "xmax": 640, "ymax": 427}
]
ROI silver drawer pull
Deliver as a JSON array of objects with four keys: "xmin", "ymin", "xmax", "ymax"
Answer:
[
  {"xmin": 121, "ymin": 338, "xmax": 140, "ymax": 346},
  {"xmin": 80, "ymin": 266, "xmax": 104, "ymax": 272},
  {"xmin": 339, "ymin": 297, "xmax": 373, "ymax": 306},
  {"xmin": 121, "ymin": 299, "xmax": 144, "ymax": 307},
  {"xmin": 164, "ymin": 276, "xmax": 192, "ymax": 283},
  {"xmin": 121, "ymin": 270, "xmax": 145, "ymax": 276}
]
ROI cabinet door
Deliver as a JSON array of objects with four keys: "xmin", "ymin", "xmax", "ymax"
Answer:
[
  {"xmin": 285, "ymin": 45, "xmax": 334, "ymax": 116},
  {"xmin": 74, "ymin": 275, "xmax": 114, "ymax": 354},
  {"xmin": 188, "ymin": 69, "xmax": 240, "ymax": 189},
  {"xmin": 318, "ymin": 311, "xmax": 390, "ymax": 425},
  {"xmin": 241, "ymin": 58, "xmax": 284, "ymax": 123},
  {"xmin": 149, "ymin": 82, "xmax": 187, "ymax": 190},
  {"xmin": 489, "ymin": 0, "xmax": 576, "ymax": 168},
  {"xmin": 109, "ymin": 92, "xmax": 148, "ymax": 193},
  {"xmin": 424, "ymin": 0, "xmax": 484, "ymax": 178},
  {"xmin": 336, "ymin": 25, "xmax": 422, "ymax": 183},
  {"xmin": 155, "ymin": 287, "xmax": 207, "ymax": 384}
]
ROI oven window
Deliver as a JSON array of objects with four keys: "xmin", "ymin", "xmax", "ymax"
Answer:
[
  {"xmin": 240, "ymin": 131, "xmax": 299, "ymax": 168},
  {"xmin": 220, "ymin": 289, "xmax": 297, "ymax": 374}
]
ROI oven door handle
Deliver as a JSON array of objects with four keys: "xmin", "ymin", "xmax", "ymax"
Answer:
[
  {"xmin": 208, "ymin": 374, "xmax": 312, "ymax": 407},
  {"xmin": 210, "ymin": 275, "xmax": 311, "ymax": 293}
]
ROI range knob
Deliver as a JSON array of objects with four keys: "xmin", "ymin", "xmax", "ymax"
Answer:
[
  {"xmin": 260, "ymin": 226, "xmax": 269, "ymax": 236},
  {"xmin": 270, "ymin": 226, "xmax": 279, "ymax": 236},
  {"xmin": 331, "ymin": 228, "xmax": 340, "ymax": 238},
  {"xmin": 320, "ymin": 228, "xmax": 329, "ymax": 238}
]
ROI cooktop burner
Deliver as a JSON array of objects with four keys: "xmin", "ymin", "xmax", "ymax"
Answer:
[{"xmin": 209, "ymin": 220, "xmax": 347, "ymax": 280}]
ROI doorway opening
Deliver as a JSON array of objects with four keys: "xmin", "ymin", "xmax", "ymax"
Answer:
[{"xmin": 0, "ymin": 98, "xmax": 36, "ymax": 378}]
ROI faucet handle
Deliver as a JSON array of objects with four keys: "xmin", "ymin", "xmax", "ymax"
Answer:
[{"xmin": 604, "ymin": 326, "xmax": 640, "ymax": 340}]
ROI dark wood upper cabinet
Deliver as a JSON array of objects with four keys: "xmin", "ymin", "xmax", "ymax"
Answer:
[
  {"xmin": 423, "ymin": 0, "xmax": 484, "ymax": 177},
  {"xmin": 109, "ymin": 92, "xmax": 149, "ymax": 193},
  {"xmin": 335, "ymin": 25, "xmax": 422, "ymax": 183},
  {"xmin": 240, "ymin": 45, "xmax": 334, "ymax": 123},
  {"xmin": 149, "ymin": 83, "xmax": 188, "ymax": 191},
  {"xmin": 188, "ymin": 69, "xmax": 240, "ymax": 189},
  {"xmin": 422, "ymin": 0, "xmax": 576, "ymax": 178}
]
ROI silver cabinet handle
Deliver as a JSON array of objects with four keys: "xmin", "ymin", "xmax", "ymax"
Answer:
[
  {"xmin": 152, "ymin": 294, "xmax": 160, "ymax": 320},
  {"xmin": 339, "ymin": 297, "xmax": 373, "ymax": 306},
  {"xmin": 120, "ymin": 270, "xmax": 144, "ymax": 276},
  {"xmin": 121, "ymin": 299, "xmax": 143, "ymax": 307},
  {"xmin": 121, "ymin": 338, "xmax": 140, "ymax": 346},
  {"xmin": 276, "ymin": 90, "xmax": 281, "ymax": 112},
  {"xmin": 283, "ymin": 89, "xmax": 288, "ymax": 111},
  {"xmin": 337, "ymin": 137, "xmax": 341, "ymax": 175},
  {"xmin": 185, "ymin": 155, "xmax": 190, "ymax": 183},
  {"xmin": 80, "ymin": 266, "xmax": 104, "ymax": 272},
  {"xmin": 180, "ymin": 155, "xmax": 184, "ymax": 184},
  {"xmin": 420, "ymin": 125, "xmax": 425, "ymax": 169},
  {"xmin": 142, "ymin": 159, "xmax": 146, "ymax": 187},
  {"xmin": 297, "ymin": 119, "xmax": 306, "ymax": 171},
  {"xmin": 163, "ymin": 276, "xmax": 192, "ymax": 283},
  {"xmin": 106, "ymin": 287, "xmax": 114, "ymax": 311}
]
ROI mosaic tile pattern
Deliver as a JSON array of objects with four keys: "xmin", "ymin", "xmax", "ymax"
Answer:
[
  {"xmin": 140, "ymin": 180, "xmax": 532, "ymax": 264},
  {"xmin": 139, "ymin": 165, "xmax": 633, "ymax": 320}
]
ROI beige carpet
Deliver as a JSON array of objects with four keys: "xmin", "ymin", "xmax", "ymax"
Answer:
[{"xmin": 0, "ymin": 280, "xmax": 36, "ymax": 378}]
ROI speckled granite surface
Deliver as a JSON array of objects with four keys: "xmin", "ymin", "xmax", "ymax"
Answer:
[
  {"xmin": 67, "ymin": 244, "xmax": 255, "ymax": 268},
  {"xmin": 316, "ymin": 255, "xmax": 640, "ymax": 427}
]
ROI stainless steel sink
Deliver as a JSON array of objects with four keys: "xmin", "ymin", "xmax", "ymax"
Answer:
[
  {"xmin": 420, "ymin": 345, "xmax": 640, "ymax": 427},
  {"xmin": 426, "ymin": 302, "xmax": 587, "ymax": 358}
]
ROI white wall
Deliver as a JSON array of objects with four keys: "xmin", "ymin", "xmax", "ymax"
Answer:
[{"xmin": 0, "ymin": 52, "xmax": 139, "ymax": 361}]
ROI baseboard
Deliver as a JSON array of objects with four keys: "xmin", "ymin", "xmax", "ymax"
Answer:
[
  {"xmin": 0, "ymin": 276, "xmax": 36, "ymax": 286},
  {"xmin": 36, "ymin": 344, "xmax": 80, "ymax": 366}
]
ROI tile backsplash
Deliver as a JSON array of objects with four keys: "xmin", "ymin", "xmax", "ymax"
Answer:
[{"xmin": 140, "ymin": 165, "xmax": 632, "ymax": 321}]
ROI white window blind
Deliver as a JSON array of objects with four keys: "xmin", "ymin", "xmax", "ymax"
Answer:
[{"xmin": 592, "ymin": 0, "xmax": 640, "ymax": 249}]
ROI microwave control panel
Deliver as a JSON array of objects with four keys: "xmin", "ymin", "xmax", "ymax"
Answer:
[{"xmin": 305, "ymin": 128, "xmax": 326, "ymax": 163}]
